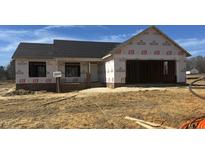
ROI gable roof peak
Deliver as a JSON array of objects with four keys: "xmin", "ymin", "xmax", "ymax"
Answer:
[{"xmin": 111, "ymin": 25, "xmax": 191, "ymax": 57}]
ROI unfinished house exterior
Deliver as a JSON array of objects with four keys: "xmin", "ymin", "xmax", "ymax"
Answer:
[{"xmin": 12, "ymin": 26, "xmax": 191, "ymax": 91}]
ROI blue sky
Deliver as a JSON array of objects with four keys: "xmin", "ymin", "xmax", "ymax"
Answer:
[{"xmin": 0, "ymin": 25, "xmax": 205, "ymax": 66}]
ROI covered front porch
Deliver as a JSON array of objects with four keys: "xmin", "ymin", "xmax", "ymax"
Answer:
[{"xmin": 55, "ymin": 58, "xmax": 105, "ymax": 91}]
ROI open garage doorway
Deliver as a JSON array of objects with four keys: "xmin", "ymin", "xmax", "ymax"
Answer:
[{"xmin": 126, "ymin": 60, "xmax": 176, "ymax": 84}]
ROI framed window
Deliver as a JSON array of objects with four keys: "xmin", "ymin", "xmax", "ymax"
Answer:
[
  {"xmin": 65, "ymin": 63, "xmax": 80, "ymax": 77},
  {"xmin": 29, "ymin": 62, "xmax": 46, "ymax": 77}
]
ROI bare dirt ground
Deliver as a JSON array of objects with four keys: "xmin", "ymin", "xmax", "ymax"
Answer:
[
  {"xmin": 187, "ymin": 74, "xmax": 205, "ymax": 85},
  {"xmin": 0, "ymin": 80, "xmax": 205, "ymax": 129}
]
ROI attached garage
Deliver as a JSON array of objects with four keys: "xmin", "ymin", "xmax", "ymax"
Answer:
[
  {"xmin": 126, "ymin": 60, "xmax": 176, "ymax": 84},
  {"xmin": 108, "ymin": 26, "xmax": 192, "ymax": 88}
]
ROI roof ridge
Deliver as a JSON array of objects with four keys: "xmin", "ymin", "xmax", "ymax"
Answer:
[
  {"xmin": 54, "ymin": 39, "xmax": 120, "ymax": 44},
  {"xmin": 19, "ymin": 42, "xmax": 53, "ymax": 45}
]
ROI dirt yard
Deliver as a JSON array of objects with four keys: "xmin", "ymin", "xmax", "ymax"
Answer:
[
  {"xmin": 186, "ymin": 73, "xmax": 205, "ymax": 85},
  {"xmin": 0, "ymin": 81, "xmax": 205, "ymax": 128}
]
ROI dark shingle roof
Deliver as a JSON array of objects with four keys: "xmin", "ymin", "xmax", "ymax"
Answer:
[
  {"xmin": 54, "ymin": 40, "xmax": 120, "ymax": 58},
  {"xmin": 12, "ymin": 40, "xmax": 120, "ymax": 59},
  {"xmin": 12, "ymin": 43, "xmax": 54, "ymax": 59},
  {"xmin": 12, "ymin": 26, "xmax": 191, "ymax": 59}
]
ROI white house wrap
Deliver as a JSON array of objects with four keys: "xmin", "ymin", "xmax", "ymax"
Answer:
[{"xmin": 12, "ymin": 26, "xmax": 191, "ymax": 91}]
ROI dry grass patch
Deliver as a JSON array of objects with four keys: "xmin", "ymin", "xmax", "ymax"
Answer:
[{"xmin": 0, "ymin": 82, "xmax": 205, "ymax": 128}]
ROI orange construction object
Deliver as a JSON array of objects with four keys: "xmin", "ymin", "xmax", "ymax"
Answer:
[
  {"xmin": 197, "ymin": 119, "xmax": 205, "ymax": 129},
  {"xmin": 180, "ymin": 117, "xmax": 205, "ymax": 129}
]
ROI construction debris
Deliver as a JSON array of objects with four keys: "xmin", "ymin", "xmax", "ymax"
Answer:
[
  {"xmin": 125, "ymin": 116, "xmax": 174, "ymax": 129},
  {"xmin": 180, "ymin": 116, "xmax": 205, "ymax": 129},
  {"xmin": 4, "ymin": 89, "xmax": 35, "ymax": 96}
]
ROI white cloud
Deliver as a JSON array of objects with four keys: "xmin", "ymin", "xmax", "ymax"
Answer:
[
  {"xmin": 0, "ymin": 34, "xmax": 84, "ymax": 53},
  {"xmin": 176, "ymin": 38, "xmax": 205, "ymax": 47},
  {"xmin": 0, "ymin": 29, "xmax": 29, "ymax": 43},
  {"xmin": 99, "ymin": 34, "xmax": 128, "ymax": 42},
  {"xmin": 0, "ymin": 26, "xmax": 87, "ymax": 53},
  {"xmin": 0, "ymin": 42, "xmax": 19, "ymax": 52},
  {"xmin": 41, "ymin": 25, "xmax": 110, "ymax": 32},
  {"xmin": 99, "ymin": 29, "xmax": 143, "ymax": 42},
  {"xmin": 175, "ymin": 38, "xmax": 205, "ymax": 56},
  {"xmin": 190, "ymin": 49, "xmax": 205, "ymax": 56},
  {"xmin": 0, "ymin": 26, "xmax": 144, "ymax": 53},
  {"xmin": 43, "ymin": 25, "xmax": 86, "ymax": 30},
  {"xmin": 0, "ymin": 30, "xmax": 28, "ymax": 35}
]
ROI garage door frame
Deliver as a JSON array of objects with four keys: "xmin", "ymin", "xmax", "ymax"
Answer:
[{"xmin": 125, "ymin": 60, "xmax": 176, "ymax": 84}]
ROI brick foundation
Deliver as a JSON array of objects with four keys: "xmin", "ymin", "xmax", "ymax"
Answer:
[
  {"xmin": 60, "ymin": 82, "xmax": 105, "ymax": 92},
  {"xmin": 16, "ymin": 82, "xmax": 186, "ymax": 92},
  {"xmin": 16, "ymin": 83, "xmax": 56, "ymax": 92},
  {"xmin": 16, "ymin": 82, "xmax": 105, "ymax": 92}
]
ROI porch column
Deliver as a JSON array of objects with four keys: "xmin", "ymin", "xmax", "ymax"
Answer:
[
  {"xmin": 88, "ymin": 61, "xmax": 91, "ymax": 74},
  {"xmin": 55, "ymin": 59, "xmax": 59, "ymax": 71},
  {"xmin": 87, "ymin": 62, "xmax": 91, "ymax": 83},
  {"xmin": 55, "ymin": 59, "xmax": 61, "ymax": 93}
]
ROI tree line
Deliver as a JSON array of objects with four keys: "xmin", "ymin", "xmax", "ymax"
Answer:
[
  {"xmin": 186, "ymin": 56, "xmax": 205, "ymax": 73},
  {"xmin": 0, "ymin": 61, "xmax": 15, "ymax": 80}
]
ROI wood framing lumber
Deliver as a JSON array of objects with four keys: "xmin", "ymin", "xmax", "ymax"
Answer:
[{"xmin": 125, "ymin": 116, "xmax": 174, "ymax": 129}]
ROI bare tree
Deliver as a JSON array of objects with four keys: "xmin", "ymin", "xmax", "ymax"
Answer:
[
  {"xmin": 186, "ymin": 56, "xmax": 205, "ymax": 73},
  {"xmin": 0, "ymin": 60, "xmax": 15, "ymax": 81},
  {"xmin": 6, "ymin": 60, "xmax": 15, "ymax": 80},
  {"xmin": 0, "ymin": 66, "xmax": 7, "ymax": 80}
]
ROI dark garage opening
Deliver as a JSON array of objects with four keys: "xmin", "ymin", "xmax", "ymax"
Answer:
[{"xmin": 126, "ymin": 60, "xmax": 176, "ymax": 84}]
